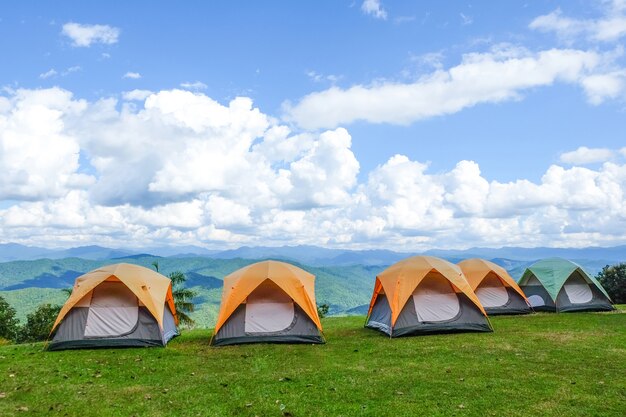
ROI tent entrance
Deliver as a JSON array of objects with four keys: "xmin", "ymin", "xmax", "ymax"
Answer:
[
  {"xmin": 524, "ymin": 275, "xmax": 548, "ymax": 308},
  {"xmin": 475, "ymin": 273, "xmax": 509, "ymax": 308},
  {"xmin": 412, "ymin": 274, "xmax": 460, "ymax": 322},
  {"xmin": 563, "ymin": 271, "xmax": 593, "ymax": 304},
  {"xmin": 245, "ymin": 280, "xmax": 295, "ymax": 333},
  {"xmin": 85, "ymin": 282, "xmax": 139, "ymax": 338}
]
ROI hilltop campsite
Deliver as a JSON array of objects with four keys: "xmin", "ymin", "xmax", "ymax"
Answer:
[
  {"xmin": 1, "ymin": 245, "xmax": 625, "ymax": 416},
  {"xmin": 2, "ymin": 0, "xmax": 626, "ymax": 416}
]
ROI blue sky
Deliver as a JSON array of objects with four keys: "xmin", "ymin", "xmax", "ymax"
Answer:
[{"xmin": 1, "ymin": 1, "xmax": 626, "ymax": 249}]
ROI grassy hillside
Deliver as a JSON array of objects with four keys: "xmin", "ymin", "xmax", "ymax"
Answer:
[
  {"xmin": 0, "ymin": 310, "xmax": 624, "ymax": 416},
  {"xmin": 0, "ymin": 288, "xmax": 68, "ymax": 321}
]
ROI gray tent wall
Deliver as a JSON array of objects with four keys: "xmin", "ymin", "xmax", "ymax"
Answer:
[
  {"xmin": 48, "ymin": 303, "xmax": 178, "ymax": 351},
  {"xmin": 211, "ymin": 303, "xmax": 324, "ymax": 346},
  {"xmin": 481, "ymin": 287, "xmax": 532, "ymax": 315},
  {"xmin": 366, "ymin": 292, "xmax": 492, "ymax": 337},
  {"xmin": 521, "ymin": 270, "xmax": 614, "ymax": 313}
]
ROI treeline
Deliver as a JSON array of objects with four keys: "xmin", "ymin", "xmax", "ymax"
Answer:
[
  {"xmin": 0, "ymin": 297, "xmax": 60, "ymax": 344},
  {"xmin": 596, "ymin": 263, "xmax": 626, "ymax": 304}
]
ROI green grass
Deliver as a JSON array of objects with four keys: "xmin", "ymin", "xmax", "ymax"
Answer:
[{"xmin": 1, "ymin": 308, "xmax": 625, "ymax": 417}]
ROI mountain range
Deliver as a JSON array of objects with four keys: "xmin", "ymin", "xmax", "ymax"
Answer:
[{"xmin": 2, "ymin": 242, "xmax": 626, "ymax": 265}]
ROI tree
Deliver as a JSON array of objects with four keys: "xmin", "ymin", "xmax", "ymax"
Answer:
[
  {"xmin": 317, "ymin": 303, "xmax": 330, "ymax": 319},
  {"xmin": 596, "ymin": 263, "xmax": 626, "ymax": 304},
  {"xmin": 169, "ymin": 271, "xmax": 197, "ymax": 327},
  {"xmin": 0, "ymin": 295, "xmax": 19, "ymax": 342},
  {"xmin": 17, "ymin": 304, "xmax": 61, "ymax": 343},
  {"xmin": 151, "ymin": 261, "xmax": 197, "ymax": 327}
]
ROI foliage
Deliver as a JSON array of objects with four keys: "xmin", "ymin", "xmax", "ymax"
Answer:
[
  {"xmin": 17, "ymin": 303, "xmax": 61, "ymax": 343},
  {"xmin": 317, "ymin": 303, "xmax": 329, "ymax": 318},
  {"xmin": 596, "ymin": 263, "xmax": 626, "ymax": 303},
  {"xmin": 152, "ymin": 261, "xmax": 197, "ymax": 327},
  {"xmin": 0, "ymin": 311, "xmax": 625, "ymax": 416},
  {"xmin": 169, "ymin": 271, "xmax": 197, "ymax": 327},
  {"xmin": 0, "ymin": 295, "xmax": 19, "ymax": 342}
]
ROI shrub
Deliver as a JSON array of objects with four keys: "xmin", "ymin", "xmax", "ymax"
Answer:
[
  {"xmin": 0, "ymin": 295, "xmax": 19, "ymax": 342},
  {"xmin": 317, "ymin": 303, "xmax": 330, "ymax": 318},
  {"xmin": 596, "ymin": 263, "xmax": 626, "ymax": 304},
  {"xmin": 17, "ymin": 304, "xmax": 61, "ymax": 343}
]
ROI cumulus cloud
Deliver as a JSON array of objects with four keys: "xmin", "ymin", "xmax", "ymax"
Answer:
[
  {"xmin": 122, "ymin": 89, "xmax": 153, "ymax": 101},
  {"xmin": 2, "ymin": 87, "xmax": 626, "ymax": 250},
  {"xmin": 361, "ymin": 0, "xmax": 387, "ymax": 20},
  {"xmin": 62, "ymin": 22, "xmax": 120, "ymax": 47},
  {"xmin": 581, "ymin": 70, "xmax": 626, "ymax": 104},
  {"xmin": 530, "ymin": 1, "xmax": 626, "ymax": 42},
  {"xmin": 0, "ymin": 88, "xmax": 94, "ymax": 201},
  {"xmin": 284, "ymin": 47, "xmax": 601, "ymax": 129},
  {"xmin": 560, "ymin": 146, "xmax": 615, "ymax": 164}
]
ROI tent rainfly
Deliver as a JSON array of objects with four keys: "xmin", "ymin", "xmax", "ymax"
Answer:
[
  {"xmin": 458, "ymin": 258, "xmax": 532, "ymax": 315},
  {"xmin": 365, "ymin": 256, "xmax": 492, "ymax": 337},
  {"xmin": 518, "ymin": 258, "xmax": 614, "ymax": 312},
  {"xmin": 48, "ymin": 263, "xmax": 179, "ymax": 350},
  {"xmin": 210, "ymin": 260, "xmax": 324, "ymax": 346}
]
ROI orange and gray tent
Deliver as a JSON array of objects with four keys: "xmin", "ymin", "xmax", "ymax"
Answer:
[
  {"xmin": 365, "ymin": 256, "xmax": 492, "ymax": 337},
  {"xmin": 458, "ymin": 258, "xmax": 532, "ymax": 315},
  {"xmin": 48, "ymin": 263, "xmax": 178, "ymax": 350},
  {"xmin": 518, "ymin": 258, "xmax": 614, "ymax": 313},
  {"xmin": 211, "ymin": 260, "xmax": 324, "ymax": 346}
]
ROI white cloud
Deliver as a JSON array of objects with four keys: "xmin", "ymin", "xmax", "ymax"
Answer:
[
  {"xmin": 2, "ymin": 87, "xmax": 626, "ymax": 250},
  {"xmin": 361, "ymin": 0, "xmax": 387, "ymax": 20},
  {"xmin": 39, "ymin": 69, "xmax": 57, "ymax": 79},
  {"xmin": 560, "ymin": 146, "xmax": 615, "ymax": 164},
  {"xmin": 460, "ymin": 13, "xmax": 473, "ymax": 26},
  {"xmin": 530, "ymin": 1, "xmax": 626, "ymax": 42},
  {"xmin": 284, "ymin": 47, "xmax": 601, "ymax": 129},
  {"xmin": 63, "ymin": 66, "xmax": 82, "ymax": 75},
  {"xmin": 306, "ymin": 70, "xmax": 342, "ymax": 84},
  {"xmin": 122, "ymin": 89, "xmax": 154, "ymax": 101},
  {"xmin": 581, "ymin": 70, "xmax": 626, "ymax": 104},
  {"xmin": 0, "ymin": 88, "xmax": 94, "ymax": 201},
  {"xmin": 39, "ymin": 67, "xmax": 82, "ymax": 80},
  {"xmin": 123, "ymin": 72, "xmax": 142, "ymax": 79},
  {"xmin": 180, "ymin": 81, "xmax": 208, "ymax": 90},
  {"xmin": 62, "ymin": 22, "xmax": 120, "ymax": 47}
]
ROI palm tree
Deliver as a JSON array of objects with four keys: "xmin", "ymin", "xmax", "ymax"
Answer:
[{"xmin": 152, "ymin": 261, "xmax": 197, "ymax": 327}]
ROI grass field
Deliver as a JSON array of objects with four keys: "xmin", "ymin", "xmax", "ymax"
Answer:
[{"xmin": 1, "ymin": 308, "xmax": 625, "ymax": 417}]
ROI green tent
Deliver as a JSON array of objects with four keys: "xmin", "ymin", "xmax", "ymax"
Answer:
[{"xmin": 518, "ymin": 258, "xmax": 614, "ymax": 313}]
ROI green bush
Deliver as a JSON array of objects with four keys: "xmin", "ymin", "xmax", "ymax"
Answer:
[
  {"xmin": 17, "ymin": 303, "xmax": 61, "ymax": 343},
  {"xmin": 596, "ymin": 263, "xmax": 626, "ymax": 304},
  {"xmin": 0, "ymin": 295, "xmax": 19, "ymax": 342},
  {"xmin": 317, "ymin": 303, "xmax": 330, "ymax": 318}
]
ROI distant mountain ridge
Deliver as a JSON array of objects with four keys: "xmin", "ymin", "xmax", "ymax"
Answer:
[
  {"xmin": 2, "ymin": 242, "xmax": 625, "ymax": 265},
  {"xmin": 0, "ymin": 239, "xmax": 626, "ymax": 266}
]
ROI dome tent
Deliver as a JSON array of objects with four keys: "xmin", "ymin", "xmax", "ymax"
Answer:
[
  {"xmin": 518, "ymin": 258, "xmax": 614, "ymax": 312},
  {"xmin": 48, "ymin": 263, "xmax": 179, "ymax": 350},
  {"xmin": 365, "ymin": 256, "xmax": 492, "ymax": 337},
  {"xmin": 458, "ymin": 258, "xmax": 532, "ymax": 315},
  {"xmin": 211, "ymin": 260, "xmax": 324, "ymax": 346}
]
